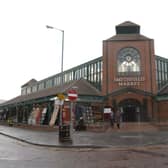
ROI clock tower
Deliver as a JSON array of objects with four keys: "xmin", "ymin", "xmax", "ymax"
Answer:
[{"xmin": 102, "ymin": 21, "xmax": 157, "ymax": 122}]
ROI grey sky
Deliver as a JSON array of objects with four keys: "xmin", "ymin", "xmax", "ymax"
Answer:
[{"xmin": 0, "ymin": 0, "xmax": 167, "ymax": 100}]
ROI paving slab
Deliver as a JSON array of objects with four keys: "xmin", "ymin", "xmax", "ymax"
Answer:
[{"xmin": 0, "ymin": 125, "xmax": 168, "ymax": 148}]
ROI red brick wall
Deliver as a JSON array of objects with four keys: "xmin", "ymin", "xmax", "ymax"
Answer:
[
  {"xmin": 158, "ymin": 101, "xmax": 168, "ymax": 121},
  {"xmin": 106, "ymin": 92, "xmax": 153, "ymax": 119},
  {"xmin": 102, "ymin": 40, "xmax": 157, "ymax": 96}
]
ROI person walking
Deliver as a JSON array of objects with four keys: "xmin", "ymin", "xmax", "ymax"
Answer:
[
  {"xmin": 115, "ymin": 109, "xmax": 121, "ymax": 129},
  {"xmin": 110, "ymin": 108, "xmax": 114, "ymax": 127}
]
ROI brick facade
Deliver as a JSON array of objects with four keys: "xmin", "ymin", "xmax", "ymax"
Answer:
[
  {"xmin": 158, "ymin": 101, "xmax": 168, "ymax": 121},
  {"xmin": 102, "ymin": 21, "xmax": 158, "ymax": 122}
]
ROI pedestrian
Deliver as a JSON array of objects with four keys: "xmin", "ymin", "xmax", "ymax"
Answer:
[
  {"xmin": 110, "ymin": 108, "xmax": 114, "ymax": 127},
  {"xmin": 75, "ymin": 116, "xmax": 86, "ymax": 131},
  {"xmin": 115, "ymin": 109, "xmax": 121, "ymax": 129}
]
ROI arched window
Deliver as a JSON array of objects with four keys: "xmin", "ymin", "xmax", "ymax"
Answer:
[{"xmin": 117, "ymin": 47, "xmax": 141, "ymax": 76}]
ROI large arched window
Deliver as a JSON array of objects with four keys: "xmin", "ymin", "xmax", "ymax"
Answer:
[{"xmin": 117, "ymin": 47, "xmax": 141, "ymax": 76}]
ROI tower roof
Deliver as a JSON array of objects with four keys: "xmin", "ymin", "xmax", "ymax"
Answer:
[
  {"xmin": 116, "ymin": 21, "xmax": 140, "ymax": 34},
  {"xmin": 105, "ymin": 21, "xmax": 151, "ymax": 41},
  {"xmin": 116, "ymin": 21, "xmax": 140, "ymax": 27}
]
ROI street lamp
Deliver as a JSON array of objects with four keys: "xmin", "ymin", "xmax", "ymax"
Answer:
[
  {"xmin": 46, "ymin": 25, "xmax": 64, "ymax": 126},
  {"xmin": 46, "ymin": 25, "xmax": 64, "ymax": 85}
]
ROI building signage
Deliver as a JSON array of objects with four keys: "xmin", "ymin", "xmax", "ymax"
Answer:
[{"xmin": 114, "ymin": 76, "xmax": 145, "ymax": 86}]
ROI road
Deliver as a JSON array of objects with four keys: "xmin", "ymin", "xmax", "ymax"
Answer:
[{"xmin": 0, "ymin": 135, "xmax": 168, "ymax": 168}]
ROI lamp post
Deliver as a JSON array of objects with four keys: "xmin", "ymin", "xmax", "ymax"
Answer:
[{"xmin": 46, "ymin": 25, "xmax": 64, "ymax": 127}]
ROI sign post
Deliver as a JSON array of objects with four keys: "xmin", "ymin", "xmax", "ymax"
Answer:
[
  {"xmin": 68, "ymin": 89, "xmax": 78, "ymax": 141},
  {"xmin": 57, "ymin": 94, "xmax": 70, "ymax": 143}
]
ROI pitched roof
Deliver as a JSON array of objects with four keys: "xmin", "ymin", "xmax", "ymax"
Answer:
[
  {"xmin": 21, "ymin": 79, "xmax": 37, "ymax": 88},
  {"xmin": 1, "ymin": 78, "xmax": 101, "ymax": 106}
]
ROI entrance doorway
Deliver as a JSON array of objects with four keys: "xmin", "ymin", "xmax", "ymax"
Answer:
[{"xmin": 118, "ymin": 99, "xmax": 141, "ymax": 122}]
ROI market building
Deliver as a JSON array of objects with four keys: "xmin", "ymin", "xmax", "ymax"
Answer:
[{"xmin": 0, "ymin": 21, "xmax": 168, "ymax": 126}]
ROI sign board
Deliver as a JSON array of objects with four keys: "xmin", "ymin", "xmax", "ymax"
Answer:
[
  {"xmin": 58, "ymin": 93, "xmax": 65, "ymax": 100},
  {"xmin": 104, "ymin": 108, "xmax": 112, "ymax": 114},
  {"xmin": 55, "ymin": 99, "xmax": 64, "ymax": 105},
  {"xmin": 68, "ymin": 89, "xmax": 78, "ymax": 101},
  {"xmin": 114, "ymin": 76, "xmax": 145, "ymax": 86},
  {"xmin": 49, "ymin": 99, "xmax": 60, "ymax": 127}
]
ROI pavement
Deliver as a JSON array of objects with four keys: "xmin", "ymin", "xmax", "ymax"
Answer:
[{"xmin": 0, "ymin": 123, "xmax": 168, "ymax": 148}]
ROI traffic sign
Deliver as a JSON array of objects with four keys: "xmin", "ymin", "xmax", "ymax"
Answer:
[
  {"xmin": 58, "ymin": 93, "xmax": 65, "ymax": 100},
  {"xmin": 68, "ymin": 89, "xmax": 78, "ymax": 101}
]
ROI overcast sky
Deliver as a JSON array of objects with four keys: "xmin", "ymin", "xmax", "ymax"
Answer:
[{"xmin": 0, "ymin": 0, "xmax": 168, "ymax": 100}]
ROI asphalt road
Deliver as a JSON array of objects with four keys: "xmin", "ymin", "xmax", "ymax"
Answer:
[{"xmin": 0, "ymin": 134, "xmax": 168, "ymax": 168}]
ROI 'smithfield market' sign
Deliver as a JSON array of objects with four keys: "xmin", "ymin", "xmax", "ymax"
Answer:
[{"xmin": 114, "ymin": 77, "xmax": 145, "ymax": 86}]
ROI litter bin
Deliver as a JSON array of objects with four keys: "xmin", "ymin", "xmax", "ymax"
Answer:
[{"xmin": 59, "ymin": 125, "xmax": 71, "ymax": 142}]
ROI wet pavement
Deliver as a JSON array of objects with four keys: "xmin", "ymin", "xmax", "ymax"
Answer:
[{"xmin": 0, "ymin": 124, "xmax": 168, "ymax": 148}]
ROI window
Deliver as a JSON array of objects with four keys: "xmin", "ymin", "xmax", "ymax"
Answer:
[
  {"xmin": 38, "ymin": 82, "xmax": 44, "ymax": 91},
  {"xmin": 117, "ymin": 47, "xmax": 141, "ymax": 76},
  {"xmin": 21, "ymin": 88, "xmax": 26, "ymax": 95},
  {"xmin": 26, "ymin": 87, "xmax": 31, "ymax": 94},
  {"xmin": 46, "ymin": 79, "xmax": 53, "ymax": 88},
  {"xmin": 54, "ymin": 76, "xmax": 61, "ymax": 86},
  {"xmin": 32, "ymin": 85, "xmax": 37, "ymax": 93}
]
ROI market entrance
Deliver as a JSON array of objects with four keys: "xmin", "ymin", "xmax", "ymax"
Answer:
[{"xmin": 118, "ymin": 99, "xmax": 141, "ymax": 122}]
